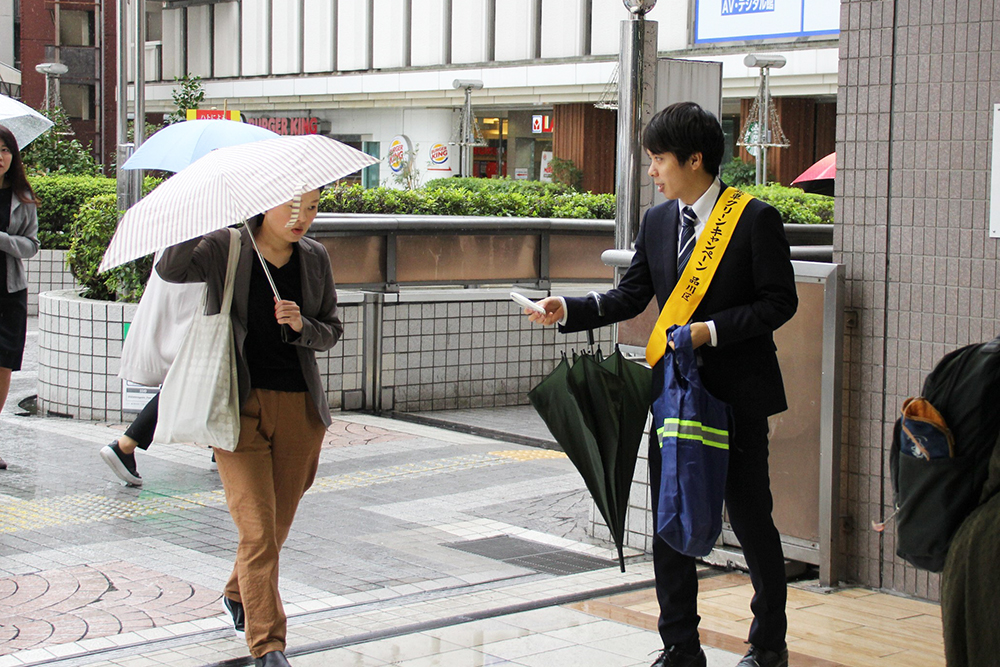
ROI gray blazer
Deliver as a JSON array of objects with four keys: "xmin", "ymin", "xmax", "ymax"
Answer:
[
  {"xmin": 1, "ymin": 195, "xmax": 40, "ymax": 293},
  {"xmin": 156, "ymin": 226, "xmax": 344, "ymax": 427}
]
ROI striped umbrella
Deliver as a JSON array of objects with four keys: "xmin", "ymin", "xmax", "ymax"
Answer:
[{"xmin": 99, "ymin": 134, "xmax": 379, "ymax": 272}]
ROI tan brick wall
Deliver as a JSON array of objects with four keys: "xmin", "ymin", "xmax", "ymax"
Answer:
[{"xmin": 837, "ymin": 0, "xmax": 1000, "ymax": 598}]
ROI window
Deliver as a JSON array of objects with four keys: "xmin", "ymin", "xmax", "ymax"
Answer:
[
  {"xmin": 61, "ymin": 83, "xmax": 95, "ymax": 120},
  {"xmin": 59, "ymin": 10, "xmax": 94, "ymax": 47}
]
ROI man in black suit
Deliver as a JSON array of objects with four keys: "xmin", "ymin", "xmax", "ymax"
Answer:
[{"xmin": 527, "ymin": 102, "xmax": 798, "ymax": 667}]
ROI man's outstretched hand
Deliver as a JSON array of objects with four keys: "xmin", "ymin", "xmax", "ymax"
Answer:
[{"xmin": 525, "ymin": 297, "xmax": 564, "ymax": 326}]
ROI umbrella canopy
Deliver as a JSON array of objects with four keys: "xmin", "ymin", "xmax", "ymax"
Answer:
[
  {"xmin": 528, "ymin": 346, "xmax": 652, "ymax": 571},
  {"xmin": 122, "ymin": 119, "xmax": 279, "ymax": 172},
  {"xmin": 0, "ymin": 95, "xmax": 54, "ymax": 148},
  {"xmin": 791, "ymin": 151, "xmax": 836, "ymax": 196},
  {"xmin": 99, "ymin": 134, "xmax": 379, "ymax": 272}
]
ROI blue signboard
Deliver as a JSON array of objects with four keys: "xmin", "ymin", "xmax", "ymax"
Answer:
[{"xmin": 695, "ymin": 0, "xmax": 839, "ymax": 44}]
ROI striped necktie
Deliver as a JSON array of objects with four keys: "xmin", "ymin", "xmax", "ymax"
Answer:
[{"xmin": 677, "ymin": 206, "xmax": 698, "ymax": 278}]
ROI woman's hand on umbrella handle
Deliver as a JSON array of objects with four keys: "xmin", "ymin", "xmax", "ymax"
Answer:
[
  {"xmin": 274, "ymin": 299, "xmax": 303, "ymax": 332},
  {"xmin": 527, "ymin": 297, "xmax": 564, "ymax": 326}
]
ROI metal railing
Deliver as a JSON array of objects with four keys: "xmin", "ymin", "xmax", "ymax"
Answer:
[{"xmin": 310, "ymin": 214, "xmax": 833, "ymax": 289}]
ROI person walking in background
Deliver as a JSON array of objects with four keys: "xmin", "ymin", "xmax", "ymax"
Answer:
[
  {"xmin": 100, "ymin": 269, "xmax": 204, "ymax": 486},
  {"xmin": 523, "ymin": 102, "xmax": 798, "ymax": 667},
  {"xmin": 157, "ymin": 189, "xmax": 342, "ymax": 667},
  {"xmin": 0, "ymin": 124, "xmax": 41, "ymax": 471}
]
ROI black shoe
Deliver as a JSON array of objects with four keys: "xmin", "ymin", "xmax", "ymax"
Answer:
[
  {"xmin": 254, "ymin": 650, "xmax": 291, "ymax": 667},
  {"xmin": 0, "ymin": 455, "xmax": 7, "ymax": 470},
  {"xmin": 737, "ymin": 645, "xmax": 789, "ymax": 667},
  {"xmin": 100, "ymin": 442, "xmax": 142, "ymax": 485},
  {"xmin": 651, "ymin": 639, "xmax": 706, "ymax": 667},
  {"xmin": 223, "ymin": 596, "xmax": 245, "ymax": 637}
]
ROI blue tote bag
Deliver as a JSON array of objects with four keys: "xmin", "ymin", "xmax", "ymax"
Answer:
[{"xmin": 653, "ymin": 325, "xmax": 734, "ymax": 557}]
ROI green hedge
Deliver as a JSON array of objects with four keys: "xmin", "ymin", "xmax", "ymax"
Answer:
[
  {"xmin": 30, "ymin": 174, "xmax": 164, "ymax": 249},
  {"xmin": 423, "ymin": 177, "xmax": 575, "ymax": 196},
  {"xmin": 31, "ymin": 175, "xmax": 117, "ymax": 249},
  {"xmin": 742, "ymin": 184, "xmax": 834, "ymax": 225},
  {"xmin": 64, "ymin": 194, "xmax": 152, "ymax": 302},
  {"xmin": 319, "ymin": 184, "xmax": 614, "ymax": 219}
]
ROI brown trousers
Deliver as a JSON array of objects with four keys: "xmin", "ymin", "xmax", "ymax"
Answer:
[{"xmin": 215, "ymin": 389, "xmax": 326, "ymax": 658}]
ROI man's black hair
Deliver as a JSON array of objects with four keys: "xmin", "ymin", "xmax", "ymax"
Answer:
[{"xmin": 642, "ymin": 102, "xmax": 726, "ymax": 177}]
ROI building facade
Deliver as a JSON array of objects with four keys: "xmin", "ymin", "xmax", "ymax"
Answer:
[
  {"xmin": 837, "ymin": 0, "xmax": 1000, "ymax": 598},
  {"xmin": 132, "ymin": 0, "xmax": 839, "ymax": 191},
  {"xmin": 17, "ymin": 0, "xmax": 117, "ymax": 165}
]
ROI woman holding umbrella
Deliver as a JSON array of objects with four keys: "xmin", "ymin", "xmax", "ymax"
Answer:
[
  {"xmin": 0, "ymin": 124, "xmax": 40, "ymax": 470},
  {"xmin": 157, "ymin": 189, "xmax": 342, "ymax": 667}
]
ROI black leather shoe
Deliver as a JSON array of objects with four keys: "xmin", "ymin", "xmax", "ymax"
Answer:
[
  {"xmin": 737, "ymin": 645, "xmax": 789, "ymax": 667},
  {"xmin": 222, "ymin": 596, "xmax": 245, "ymax": 637},
  {"xmin": 650, "ymin": 640, "xmax": 706, "ymax": 667},
  {"xmin": 254, "ymin": 651, "xmax": 291, "ymax": 667}
]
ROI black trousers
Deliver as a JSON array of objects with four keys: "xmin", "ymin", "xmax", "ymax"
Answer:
[
  {"xmin": 648, "ymin": 411, "xmax": 787, "ymax": 652},
  {"xmin": 124, "ymin": 393, "xmax": 159, "ymax": 450}
]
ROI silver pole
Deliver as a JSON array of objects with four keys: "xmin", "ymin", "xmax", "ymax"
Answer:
[
  {"xmin": 115, "ymin": 0, "xmax": 136, "ymax": 211},
  {"xmin": 614, "ymin": 10, "xmax": 657, "ymax": 251},
  {"xmin": 761, "ymin": 65, "xmax": 770, "ymax": 185},
  {"xmin": 134, "ymin": 0, "xmax": 146, "ymax": 149},
  {"xmin": 462, "ymin": 86, "xmax": 473, "ymax": 177}
]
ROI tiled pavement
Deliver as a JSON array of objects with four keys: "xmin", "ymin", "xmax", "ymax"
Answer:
[{"xmin": 1, "ymin": 320, "xmax": 945, "ymax": 666}]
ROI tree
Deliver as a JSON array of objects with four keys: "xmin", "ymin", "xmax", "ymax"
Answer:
[
  {"xmin": 166, "ymin": 74, "xmax": 206, "ymax": 124},
  {"xmin": 20, "ymin": 106, "xmax": 100, "ymax": 176}
]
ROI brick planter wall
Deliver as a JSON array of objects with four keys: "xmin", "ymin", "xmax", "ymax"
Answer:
[{"xmin": 24, "ymin": 249, "xmax": 78, "ymax": 316}]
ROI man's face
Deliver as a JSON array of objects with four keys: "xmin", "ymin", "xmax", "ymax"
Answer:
[{"xmin": 646, "ymin": 149, "xmax": 703, "ymax": 204}]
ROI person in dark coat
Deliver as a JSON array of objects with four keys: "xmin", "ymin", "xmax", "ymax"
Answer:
[
  {"xmin": 524, "ymin": 102, "xmax": 798, "ymax": 667},
  {"xmin": 158, "ymin": 190, "xmax": 343, "ymax": 667},
  {"xmin": 941, "ymin": 439, "xmax": 1000, "ymax": 666}
]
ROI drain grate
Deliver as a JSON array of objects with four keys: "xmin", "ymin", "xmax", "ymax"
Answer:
[{"xmin": 445, "ymin": 535, "xmax": 616, "ymax": 575}]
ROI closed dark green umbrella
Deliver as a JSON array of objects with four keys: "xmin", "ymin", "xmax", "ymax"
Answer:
[{"xmin": 528, "ymin": 346, "xmax": 652, "ymax": 571}]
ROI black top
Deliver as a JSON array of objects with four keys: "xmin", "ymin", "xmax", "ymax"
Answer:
[
  {"xmin": 244, "ymin": 244, "xmax": 308, "ymax": 392},
  {"xmin": 0, "ymin": 187, "xmax": 11, "ymax": 294}
]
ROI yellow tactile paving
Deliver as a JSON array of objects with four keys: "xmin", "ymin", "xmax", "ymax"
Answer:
[{"xmin": 0, "ymin": 452, "xmax": 531, "ymax": 534}]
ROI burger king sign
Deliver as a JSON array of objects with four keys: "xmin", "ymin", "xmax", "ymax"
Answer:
[
  {"xmin": 388, "ymin": 135, "xmax": 413, "ymax": 174},
  {"xmin": 427, "ymin": 143, "xmax": 452, "ymax": 172}
]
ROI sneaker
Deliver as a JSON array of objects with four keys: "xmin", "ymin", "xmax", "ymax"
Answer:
[
  {"xmin": 223, "ymin": 595, "xmax": 245, "ymax": 638},
  {"xmin": 100, "ymin": 442, "xmax": 142, "ymax": 486}
]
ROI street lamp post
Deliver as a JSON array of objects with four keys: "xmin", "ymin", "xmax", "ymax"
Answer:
[
  {"xmin": 453, "ymin": 79, "xmax": 484, "ymax": 178},
  {"xmin": 615, "ymin": 0, "xmax": 657, "ymax": 252}
]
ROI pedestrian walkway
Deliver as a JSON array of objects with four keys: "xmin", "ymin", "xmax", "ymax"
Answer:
[{"xmin": 0, "ymin": 320, "xmax": 945, "ymax": 667}]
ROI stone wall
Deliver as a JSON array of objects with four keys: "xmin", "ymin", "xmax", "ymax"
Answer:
[
  {"xmin": 837, "ymin": 0, "xmax": 1000, "ymax": 598},
  {"xmin": 37, "ymin": 287, "xmax": 611, "ymax": 422}
]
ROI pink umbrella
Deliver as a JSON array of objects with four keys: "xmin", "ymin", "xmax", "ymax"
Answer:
[{"xmin": 791, "ymin": 152, "xmax": 835, "ymax": 196}]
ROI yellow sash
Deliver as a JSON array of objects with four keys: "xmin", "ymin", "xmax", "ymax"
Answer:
[{"xmin": 644, "ymin": 187, "xmax": 753, "ymax": 367}]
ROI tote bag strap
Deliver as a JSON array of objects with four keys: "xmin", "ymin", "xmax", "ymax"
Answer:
[{"xmin": 219, "ymin": 228, "xmax": 241, "ymax": 316}]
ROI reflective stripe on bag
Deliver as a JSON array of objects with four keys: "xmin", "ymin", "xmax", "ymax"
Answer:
[{"xmin": 657, "ymin": 417, "xmax": 730, "ymax": 450}]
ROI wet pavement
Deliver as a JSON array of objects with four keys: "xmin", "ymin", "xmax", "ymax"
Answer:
[{"xmin": 0, "ymin": 320, "xmax": 945, "ymax": 667}]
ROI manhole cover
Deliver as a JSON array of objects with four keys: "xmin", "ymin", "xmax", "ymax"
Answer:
[{"xmin": 445, "ymin": 535, "xmax": 616, "ymax": 575}]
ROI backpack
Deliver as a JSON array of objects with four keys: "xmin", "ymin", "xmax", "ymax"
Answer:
[{"xmin": 887, "ymin": 335, "xmax": 1000, "ymax": 572}]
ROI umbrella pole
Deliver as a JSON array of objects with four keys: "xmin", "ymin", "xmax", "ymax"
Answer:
[
  {"xmin": 245, "ymin": 223, "xmax": 296, "ymax": 342},
  {"xmin": 244, "ymin": 223, "xmax": 283, "ymax": 301}
]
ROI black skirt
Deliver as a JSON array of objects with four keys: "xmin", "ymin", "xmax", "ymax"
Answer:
[{"xmin": 0, "ymin": 289, "xmax": 28, "ymax": 371}]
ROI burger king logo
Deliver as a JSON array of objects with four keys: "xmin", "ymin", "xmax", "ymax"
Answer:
[
  {"xmin": 388, "ymin": 138, "xmax": 408, "ymax": 173},
  {"xmin": 429, "ymin": 143, "xmax": 449, "ymax": 165}
]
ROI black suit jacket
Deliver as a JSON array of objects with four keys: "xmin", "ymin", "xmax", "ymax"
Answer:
[{"xmin": 561, "ymin": 183, "xmax": 798, "ymax": 418}]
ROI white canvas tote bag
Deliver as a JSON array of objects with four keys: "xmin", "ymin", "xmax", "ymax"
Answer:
[{"xmin": 153, "ymin": 228, "xmax": 242, "ymax": 451}]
